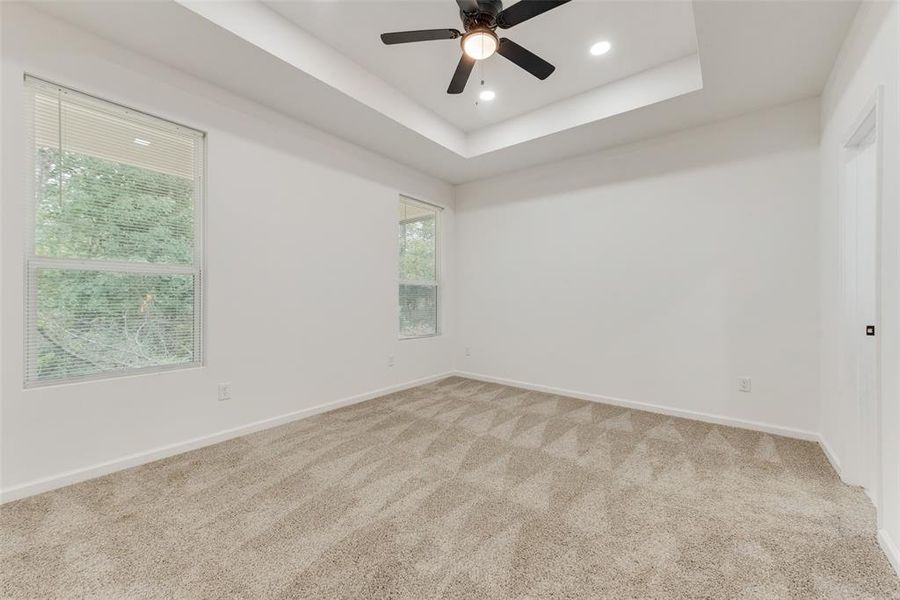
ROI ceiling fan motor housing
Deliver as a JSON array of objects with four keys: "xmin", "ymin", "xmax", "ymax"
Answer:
[{"xmin": 460, "ymin": 0, "xmax": 503, "ymax": 30}]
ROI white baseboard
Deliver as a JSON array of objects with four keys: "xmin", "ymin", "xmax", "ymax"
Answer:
[
  {"xmin": 5, "ymin": 367, "xmax": 898, "ymax": 579},
  {"xmin": 879, "ymin": 529, "xmax": 900, "ymax": 577},
  {"xmin": 454, "ymin": 371, "xmax": 819, "ymax": 441},
  {"xmin": 817, "ymin": 434, "xmax": 843, "ymax": 479},
  {"xmin": 461, "ymin": 367, "xmax": 899, "ymax": 576},
  {"xmin": 0, "ymin": 371, "xmax": 453, "ymax": 504}
]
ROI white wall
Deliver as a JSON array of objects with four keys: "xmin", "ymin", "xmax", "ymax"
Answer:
[
  {"xmin": 818, "ymin": 0, "xmax": 900, "ymax": 572},
  {"xmin": 0, "ymin": 4, "xmax": 456, "ymax": 498},
  {"xmin": 456, "ymin": 99, "xmax": 821, "ymax": 437}
]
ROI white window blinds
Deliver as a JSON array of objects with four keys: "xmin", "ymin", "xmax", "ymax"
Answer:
[
  {"xmin": 24, "ymin": 76, "xmax": 205, "ymax": 386},
  {"xmin": 399, "ymin": 196, "xmax": 440, "ymax": 338}
]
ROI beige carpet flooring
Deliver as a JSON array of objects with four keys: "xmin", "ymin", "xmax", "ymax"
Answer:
[{"xmin": 2, "ymin": 377, "xmax": 899, "ymax": 599}]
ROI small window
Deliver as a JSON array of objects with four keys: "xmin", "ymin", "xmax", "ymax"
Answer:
[
  {"xmin": 399, "ymin": 197, "xmax": 440, "ymax": 338},
  {"xmin": 24, "ymin": 76, "xmax": 205, "ymax": 386}
]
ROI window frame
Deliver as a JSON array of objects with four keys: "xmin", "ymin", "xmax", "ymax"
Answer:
[
  {"xmin": 23, "ymin": 75, "xmax": 207, "ymax": 388},
  {"xmin": 398, "ymin": 195, "xmax": 441, "ymax": 340}
]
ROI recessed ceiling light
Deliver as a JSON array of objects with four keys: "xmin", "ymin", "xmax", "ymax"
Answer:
[
  {"xmin": 479, "ymin": 90, "xmax": 496, "ymax": 102},
  {"xmin": 133, "ymin": 138, "xmax": 151, "ymax": 146},
  {"xmin": 590, "ymin": 41, "xmax": 611, "ymax": 56}
]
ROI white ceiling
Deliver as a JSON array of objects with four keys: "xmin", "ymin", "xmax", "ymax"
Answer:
[
  {"xmin": 31, "ymin": 0, "xmax": 860, "ymax": 184},
  {"xmin": 266, "ymin": 0, "xmax": 699, "ymax": 132}
]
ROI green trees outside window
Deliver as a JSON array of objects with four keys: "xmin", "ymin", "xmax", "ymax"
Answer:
[{"xmin": 26, "ymin": 79, "xmax": 203, "ymax": 385}]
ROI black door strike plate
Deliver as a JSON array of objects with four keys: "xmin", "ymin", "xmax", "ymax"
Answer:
[{"xmin": 866, "ymin": 325, "xmax": 875, "ymax": 336}]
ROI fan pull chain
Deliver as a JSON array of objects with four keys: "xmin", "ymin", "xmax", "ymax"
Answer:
[
  {"xmin": 475, "ymin": 78, "xmax": 485, "ymax": 107},
  {"xmin": 474, "ymin": 57, "xmax": 486, "ymax": 108}
]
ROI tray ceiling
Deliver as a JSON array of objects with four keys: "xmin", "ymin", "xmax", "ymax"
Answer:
[
  {"xmin": 28, "ymin": 0, "xmax": 860, "ymax": 183},
  {"xmin": 266, "ymin": 0, "xmax": 699, "ymax": 132}
]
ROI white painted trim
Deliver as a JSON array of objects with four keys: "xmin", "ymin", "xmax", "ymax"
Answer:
[
  {"xmin": 0, "ymin": 371, "xmax": 454, "ymax": 504},
  {"xmin": 454, "ymin": 371, "xmax": 819, "ymax": 441},
  {"xmin": 878, "ymin": 529, "xmax": 900, "ymax": 577},
  {"xmin": 9, "ymin": 366, "xmax": 895, "ymax": 577},
  {"xmin": 454, "ymin": 373, "xmax": 894, "ymax": 576},
  {"xmin": 176, "ymin": 0, "xmax": 467, "ymax": 156},
  {"xmin": 817, "ymin": 434, "xmax": 844, "ymax": 479},
  {"xmin": 176, "ymin": 1, "xmax": 701, "ymax": 158}
]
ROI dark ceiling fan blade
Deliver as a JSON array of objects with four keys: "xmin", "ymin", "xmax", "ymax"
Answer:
[
  {"xmin": 456, "ymin": 0, "xmax": 480, "ymax": 14},
  {"xmin": 497, "ymin": 0, "xmax": 572, "ymax": 28},
  {"xmin": 447, "ymin": 54, "xmax": 476, "ymax": 94},
  {"xmin": 497, "ymin": 38, "xmax": 555, "ymax": 79},
  {"xmin": 380, "ymin": 29, "xmax": 461, "ymax": 45}
]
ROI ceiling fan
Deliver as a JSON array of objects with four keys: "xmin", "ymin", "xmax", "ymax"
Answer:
[{"xmin": 380, "ymin": 0, "xmax": 572, "ymax": 94}]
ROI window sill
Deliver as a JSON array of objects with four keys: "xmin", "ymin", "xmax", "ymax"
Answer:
[{"xmin": 24, "ymin": 362, "xmax": 204, "ymax": 390}]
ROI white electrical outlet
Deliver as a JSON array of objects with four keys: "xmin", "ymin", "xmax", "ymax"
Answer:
[
  {"xmin": 465, "ymin": 347, "xmax": 471, "ymax": 357},
  {"xmin": 388, "ymin": 355, "xmax": 395, "ymax": 367},
  {"xmin": 738, "ymin": 377, "xmax": 751, "ymax": 393},
  {"xmin": 218, "ymin": 382, "xmax": 232, "ymax": 401}
]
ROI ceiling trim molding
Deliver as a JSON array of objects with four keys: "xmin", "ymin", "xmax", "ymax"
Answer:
[
  {"xmin": 176, "ymin": 0, "xmax": 468, "ymax": 155},
  {"xmin": 468, "ymin": 53, "xmax": 703, "ymax": 156},
  {"xmin": 177, "ymin": 0, "xmax": 703, "ymax": 158}
]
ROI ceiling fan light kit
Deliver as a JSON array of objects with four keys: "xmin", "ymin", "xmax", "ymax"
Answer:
[
  {"xmin": 380, "ymin": 0, "xmax": 572, "ymax": 94},
  {"xmin": 462, "ymin": 29, "xmax": 498, "ymax": 60}
]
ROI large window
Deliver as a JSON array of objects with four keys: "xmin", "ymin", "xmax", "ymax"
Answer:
[
  {"xmin": 24, "ymin": 76, "xmax": 205, "ymax": 386},
  {"xmin": 399, "ymin": 197, "xmax": 440, "ymax": 338}
]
